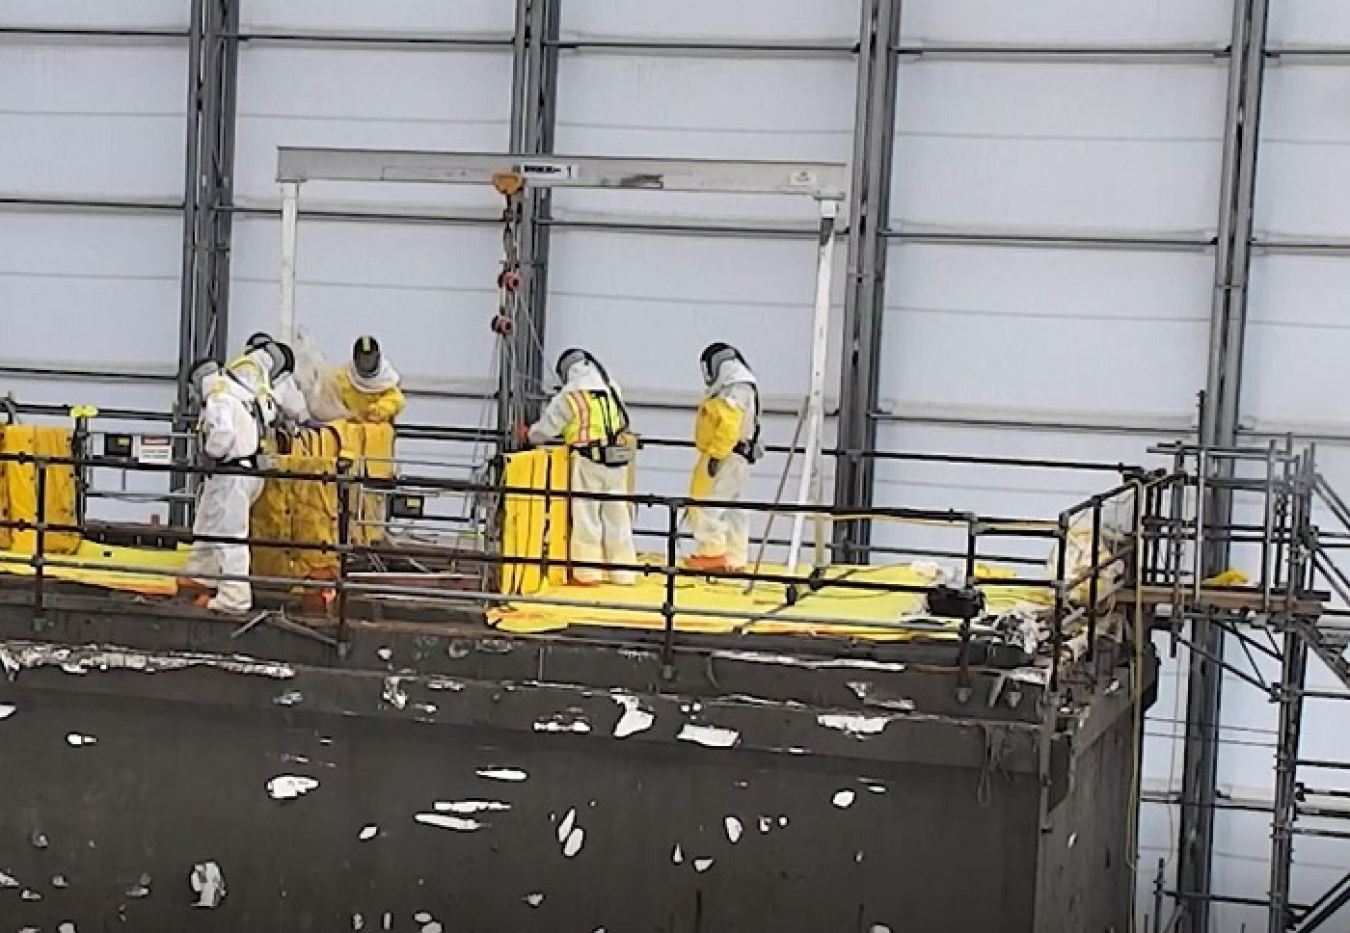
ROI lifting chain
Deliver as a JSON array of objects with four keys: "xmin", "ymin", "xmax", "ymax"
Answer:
[{"xmin": 490, "ymin": 172, "xmax": 525, "ymax": 338}]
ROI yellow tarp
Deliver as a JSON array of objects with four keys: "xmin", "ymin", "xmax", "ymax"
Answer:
[
  {"xmin": 0, "ymin": 425, "xmax": 80, "ymax": 555},
  {"xmin": 500, "ymin": 448, "xmax": 570, "ymax": 597},
  {"xmin": 0, "ymin": 539, "xmax": 187, "ymax": 597},
  {"xmin": 250, "ymin": 421, "xmax": 398, "ymax": 584}
]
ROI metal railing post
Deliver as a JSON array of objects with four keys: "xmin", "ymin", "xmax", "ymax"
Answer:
[
  {"xmin": 335, "ymin": 458, "xmax": 353, "ymax": 657},
  {"xmin": 33, "ymin": 457, "xmax": 47, "ymax": 627}
]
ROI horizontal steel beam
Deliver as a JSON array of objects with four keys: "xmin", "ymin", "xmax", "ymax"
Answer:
[
  {"xmin": 894, "ymin": 42, "xmax": 1230, "ymax": 63},
  {"xmin": 277, "ymin": 148, "xmax": 849, "ymax": 200},
  {"xmin": 1267, "ymin": 46, "xmax": 1350, "ymax": 62},
  {"xmin": 232, "ymin": 29, "xmax": 512, "ymax": 49},
  {"xmin": 548, "ymin": 37, "xmax": 857, "ymax": 58},
  {"xmin": 872, "ymin": 404, "xmax": 1195, "ymax": 437},
  {"xmin": 0, "ymin": 195, "xmax": 182, "ymax": 216},
  {"xmin": 1256, "ymin": 236, "xmax": 1350, "ymax": 256},
  {"xmin": 885, "ymin": 227, "xmax": 1214, "ymax": 252},
  {"xmin": 0, "ymin": 25, "xmax": 187, "ymax": 43}
]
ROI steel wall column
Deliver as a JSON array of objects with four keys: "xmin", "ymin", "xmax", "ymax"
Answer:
[
  {"xmin": 172, "ymin": 0, "xmax": 240, "ymax": 525},
  {"xmin": 501, "ymin": 0, "xmax": 559, "ymax": 437},
  {"xmin": 833, "ymin": 0, "xmax": 901, "ymax": 563},
  {"xmin": 1178, "ymin": 0, "xmax": 1272, "ymax": 928}
]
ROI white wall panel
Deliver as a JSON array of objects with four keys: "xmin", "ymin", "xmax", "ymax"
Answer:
[
  {"xmin": 901, "ymin": 0, "xmax": 1233, "ymax": 45},
  {"xmin": 240, "ymin": 0, "xmax": 513, "ymax": 34},
  {"xmin": 235, "ymin": 47, "xmax": 513, "ymax": 211},
  {"xmin": 0, "ymin": 0, "xmax": 187, "ymax": 29},
  {"xmin": 882, "ymin": 244, "xmax": 1211, "ymax": 417},
  {"xmin": 1243, "ymin": 256, "xmax": 1349, "ymax": 426},
  {"xmin": 891, "ymin": 62, "xmax": 1227, "ymax": 233},
  {"xmin": 559, "ymin": 0, "xmax": 858, "ymax": 42},
  {"xmin": 231, "ymin": 214, "xmax": 502, "ymax": 390},
  {"xmin": 0, "ymin": 44, "xmax": 186, "ymax": 199},
  {"xmin": 552, "ymin": 55, "xmax": 855, "ymax": 222},
  {"xmin": 1256, "ymin": 66, "xmax": 1350, "ymax": 240},
  {"xmin": 1269, "ymin": 0, "xmax": 1350, "ymax": 45},
  {"xmin": 0, "ymin": 213, "xmax": 180, "ymax": 373}
]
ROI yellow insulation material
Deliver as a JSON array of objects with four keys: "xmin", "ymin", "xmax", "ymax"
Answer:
[
  {"xmin": 250, "ymin": 421, "xmax": 397, "ymax": 585},
  {"xmin": 0, "ymin": 426, "xmax": 80, "ymax": 556},
  {"xmin": 500, "ymin": 448, "xmax": 570, "ymax": 596}
]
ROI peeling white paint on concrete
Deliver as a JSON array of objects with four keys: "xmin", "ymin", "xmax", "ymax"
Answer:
[
  {"xmin": 724, "ymin": 816, "xmax": 743, "ymax": 844},
  {"xmin": 382, "ymin": 912, "xmax": 392, "ymax": 930},
  {"xmin": 672, "ymin": 843, "xmax": 684, "ymax": 864},
  {"xmin": 381, "ymin": 677, "xmax": 408, "ymax": 710},
  {"xmin": 833, "ymin": 789, "xmax": 857, "ymax": 809},
  {"xmin": 817, "ymin": 712, "xmax": 894, "ymax": 738},
  {"xmin": 273, "ymin": 690, "xmax": 303, "ymax": 707},
  {"xmin": 758, "ymin": 816, "xmax": 773, "ymax": 834},
  {"xmin": 421, "ymin": 923, "xmax": 443, "ymax": 933},
  {"xmin": 352, "ymin": 913, "xmax": 364, "ymax": 930},
  {"xmin": 413, "ymin": 703, "xmax": 437, "ymax": 716},
  {"xmin": 524, "ymin": 893, "xmax": 544, "ymax": 908},
  {"xmin": 1067, "ymin": 832, "xmax": 1078, "ymax": 849},
  {"xmin": 778, "ymin": 816, "xmax": 789, "ymax": 827},
  {"xmin": 676, "ymin": 723, "xmax": 739, "ymax": 748},
  {"xmin": 693, "ymin": 858, "xmax": 714, "ymax": 873},
  {"xmin": 558, "ymin": 808, "xmax": 577, "ymax": 844},
  {"xmin": 190, "ymin": 861, "xmax": 226, "ymax": 909},
  {"xmin": 52, "ymin": 874, "xmax": 68, "ymax": 888},
  {"xmin": 126, "ymin": 873, "xmax": 152, "ymax": 898},
  {"xmin": 864, "ymin": 782, "xmax": 887, "ymax": 794},
  {"xmin": 612, "ymin": 694, "xmax": 654, "ymax": 738},
  {"xmin": 0, "ymin": 642, "xmax": 295, "ymax": 680},
  {"xmin": 57, "ymin": 923, "xmax": 77, "ymax": 933},
  {"xmin": 414, "ymin": 913, "xmax": 432, "ymax": 923},
  {"xmin": 869, "ymin": 925, "xmax": 893, "ymax": 933},
  {"xmin": 267, "ymin": 775, "xmax": 319, "ymax": 801},
  {"xmin": 712, "ymin": 650, "xmax": 906, "ymax": 672},
  {"xmin": 476, "ymin": 767, "xmax": 528, "ymax": 782},
  {"xmin": 21, "ymin": 888, "xmax": 41, "ymax": 901},
  {"xmin": 533, "ymin": 714, "xmax": 591, "ymax": 734},
  {"xmin": 0, "ymin": 703, "xmax": 15, "ymax": 720},
  {"xmin": 377, "ymin": 648, "xmax": 393, "ymax": 661},
  {"xmin": 0, "ymin": 869, "xmax": 19, "ymax": 887},
  {"xmin": 855, "ymin": 850, "xmax": 865, "ymax": 863},
  {"xmin": 414, "ymin": 813, "xmax": 483, "ymax": 832},
  {"xmin": 434, "ymin": 800, "xmax": 511, "ymax": 816},
  {"xmin": 359, "ymin": 825, "xmax": 378, "ymax": 841},
  {"xmin": 563, "ymin": 827, "xmax": 585, "ymax": 858},
  {"xmin": 65, "ymin": 733, "xmax": 97, "ymax": 747},
  {"xmin": 427, "ymin": 678, "xmax": 464, "ymax": 692}
]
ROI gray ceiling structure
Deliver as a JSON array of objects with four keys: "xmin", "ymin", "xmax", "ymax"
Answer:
[{"xmin": 0, "ymin": 0, "xmax": 1338, "ymax": 929}]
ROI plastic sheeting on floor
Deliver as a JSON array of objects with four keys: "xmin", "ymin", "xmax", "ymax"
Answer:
[
  {"xmin": 488, "ymin": 562, "xmax": 1051, "ymax": 641},
  {"xmin": 0, "ymin": 540, "xmax": 187, "ymax": 597}
]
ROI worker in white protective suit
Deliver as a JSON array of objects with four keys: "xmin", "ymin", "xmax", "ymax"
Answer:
[
  {"xmin": 240, "ymin": 332, "xmax": 312, "ymax": 436},
  {"xmin": 687, "ymin": 342, "xmax": 762, "ymax": 573},
  {"xmin": 522, "ymin": 349, "xmax": 639, "ymax": 586},
  {"xmin": 182, "ymin": 359, "xmax": 267, "ymax": 613}
]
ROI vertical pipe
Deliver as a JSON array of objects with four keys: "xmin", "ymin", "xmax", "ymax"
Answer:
[
  {"xmin": 1267, "ymin": 627, "xmax": 1306, "ymax": 933},
  {"xmin": 660, "ymin": 501, "xmax": 679, "ymax": 676},
  {"xmin": 335, "ymin": 459, "xmax": 352, "ymax": 655},
  {"xmin": 1262, "ymin": 439, "xmax": 1277, "ymax": 613},
  {"xmin": 1050, "ymin": 512, "xmax": 1070, "ymax": 693},
  {"xmin": 787, "ymin": 200, "xmax": 839, "ymax": 576},
  {"xmin": 1088, "ymin": 499, "xmax": 1102, "ymax": 666},
  {"xmin": 278, "ymin": 182, "xmax": 300, "ymax": 344}
]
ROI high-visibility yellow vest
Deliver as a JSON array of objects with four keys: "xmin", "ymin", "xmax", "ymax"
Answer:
[{"xmin": 562, "ymin": 390, "xmax": 625, "ymax": 447}]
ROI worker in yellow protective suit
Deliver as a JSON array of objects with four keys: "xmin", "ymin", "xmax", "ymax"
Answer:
[
  {"xmin": 688, "ymin": 342, "xmax": 762, "ymax": 573},
  {"xmin": 182, "ymin": 359, "xmax": 267, "ymax": 613},
  {"xmin": 335, "ymin": 335, "xmax": 406, "ymax": 423},
  {"xmin": 524, "ymin": 349, "xmax": 638, "ymax": 586}
]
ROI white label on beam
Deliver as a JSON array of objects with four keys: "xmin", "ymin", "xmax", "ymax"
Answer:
[{"xmin": 515, "ymin": 161, "xmax": 578, "ymax": 183}]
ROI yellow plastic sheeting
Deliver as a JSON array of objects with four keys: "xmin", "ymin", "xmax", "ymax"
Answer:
[
  {"xmin": 250, "ymin": 421, "xmax": 397, "ymax": 584},
  {"xmin": 975, "ymin": 563, "xmax": 1054, "ymax": 615},
  {"xmin": 490, "ymin": 563, "xmax": 971, "ymax": 641},
  {"xmin": 500, "ymin": 448, "xmax": 570, "ymax": 596},
  {"xmin": 0, "ymin": 426, "xmax": 80, "ymax": 555},
  {"xmin": 0, "ymin": 539, "xmax": 186, "ymax": 597}
]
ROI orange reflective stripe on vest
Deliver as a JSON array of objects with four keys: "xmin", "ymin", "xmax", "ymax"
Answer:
[{"xmin": 562, "ymin": 390, "xmax": 623, "ymax": 446}]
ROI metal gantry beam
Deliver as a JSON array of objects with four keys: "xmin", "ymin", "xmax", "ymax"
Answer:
[
  {"xmin": 833, "ymin": 0, "xmax": 901, "ymax": 564},
  {"xmin": 1179, "ymin": 0, "xmax": 1274, "ymax": 927}
]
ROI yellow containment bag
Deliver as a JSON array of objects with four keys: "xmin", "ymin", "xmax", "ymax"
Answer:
[
  {"xmin": 500, "ymin": 448, "xmax": 571, "ymax": 597},
  {"xmin": 0, "ymin": 425, "xmax": 81, "ymax": 556}
]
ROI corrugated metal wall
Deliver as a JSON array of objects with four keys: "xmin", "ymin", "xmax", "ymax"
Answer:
[{"xmin": 4, "ymin": 0, "xmax": 1350, "ymax": 928}]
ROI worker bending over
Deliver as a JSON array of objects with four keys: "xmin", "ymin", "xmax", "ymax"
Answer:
[
  {"xmin": 524, "ymin": 349, "xmax": 638, "ymax": 586},
  {"xmin": 182, "ymin": 359, "xmax": 267, "ymax": 613},
  {"xmin": 335, "ymin": 335, "xmax": 405, "ymax": 423},
  {"xmin": 240, "ymin": 333, "xmax": 311, "ymax": 434},
  {"xmin": 688, "ymin": 342, "xmax": 762, "ymax": 573}
]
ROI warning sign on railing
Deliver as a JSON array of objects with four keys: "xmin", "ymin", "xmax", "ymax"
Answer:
[{"xmin": 133, "ymin": 435, "xmax": 173, "ymax": 466}]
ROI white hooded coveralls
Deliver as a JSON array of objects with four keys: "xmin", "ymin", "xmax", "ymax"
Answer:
[
  {"xmin": 528, "ymin": 359, "xmax": 638, "ymax": 586},
  {"xmin": 184, "ymin": 371, "xmax": 267, "ymax": 613},
  {"xmin": 693, "ymin": 358, "xmax": 759, "ymax": 569}
]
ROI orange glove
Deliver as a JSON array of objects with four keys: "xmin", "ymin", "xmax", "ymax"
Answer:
[{"xmin": 514, "ymin": 422, "xmax": 531, "ymax": 444}]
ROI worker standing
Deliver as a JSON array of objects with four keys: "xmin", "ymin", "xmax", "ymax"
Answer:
[
  {"xmin": 240, "ymin": 332, "xmax": 311, "ymax": 430},
  {"xmin": 335, "ymin": 335, "xmax": 406, "ymax": 423},
  {"xmin": 182, "ymin": 359, "xmax": 267, "ymax": 613},
  {"xmin": 688, "ymin": 342, "xmax": 762, "ymax": 573},
  {"xmin": 523, "ymin": 349, "xmax": 638, "ymax": 586}
]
